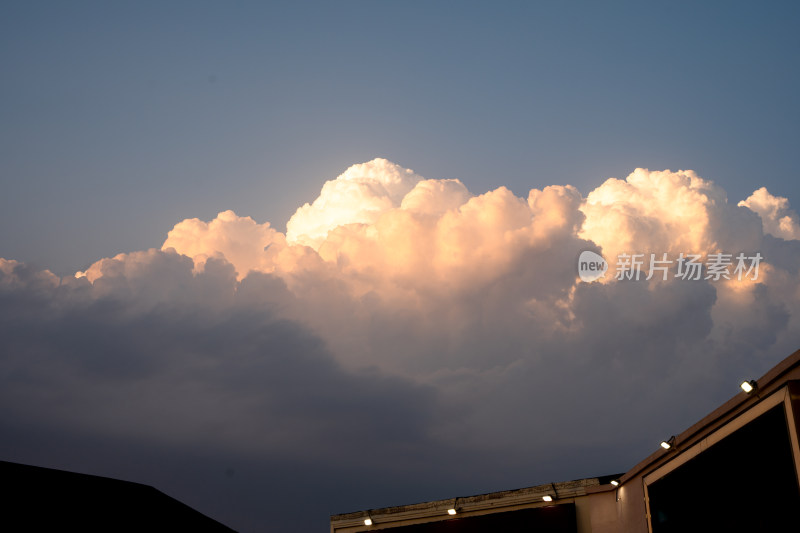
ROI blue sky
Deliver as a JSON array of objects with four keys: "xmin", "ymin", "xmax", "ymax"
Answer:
[
  {"xmin": 2, "ymin": 3, "xmax": 800, "ymax": 532},
  {"xmin": 3, "ymin": 1, "xmax": 799, "ymax": 274}
]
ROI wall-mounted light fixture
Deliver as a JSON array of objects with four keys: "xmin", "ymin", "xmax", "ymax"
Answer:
[
  {"xmin": 660, "ymin": 436, "xmax": 676, "ymax": 450},
  {"xmin": 740, "ymin": 380, "xmax": 758, "ymax": 394},
  {"xmin": 610, "ymin": 480, "xmax": 620, "ymax": 487},
  {"xmin": 447, "ymin": 497, "xmax": 459, "ymax": 516},
  {"xmin": 542, "ymin": 495, "xmax": 553, "ymax": 502},
  {"xmin": 364, "ymin": 517, "xmax": 373, "ymax": 526}
]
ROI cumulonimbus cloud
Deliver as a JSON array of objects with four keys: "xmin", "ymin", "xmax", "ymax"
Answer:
[
  {"xmin": 3, "ymin": 159, "xmax": 800, "ymax": 531},
  {"xmin": 54, "ymin": 159, "xmax": 800, "ymax": 376}
]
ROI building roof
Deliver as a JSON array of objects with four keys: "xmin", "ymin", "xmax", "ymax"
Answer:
[
  {"xmin": 0, "ymin": 460, "xmax": 235, "ymax": 532},
  {"xmin": 331, "ymin": 475, "xmax": 622, "ymax": 531}
]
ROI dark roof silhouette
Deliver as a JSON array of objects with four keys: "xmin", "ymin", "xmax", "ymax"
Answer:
[{"xmin": 0, "ymin": 460, "xmax": 235, "ymax": 532}]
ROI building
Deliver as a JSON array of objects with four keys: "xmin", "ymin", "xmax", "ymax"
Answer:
[
  {"xmin": 331, "ymin": 348, "xmax": 800, "ymax": 532},
  {"xmin": 0, "ymin": 460, "xmax": 234, "ymax": 531}
]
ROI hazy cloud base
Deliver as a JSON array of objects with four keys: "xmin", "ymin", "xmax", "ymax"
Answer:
[{"xmin": 2, "ymin": 160, "xmax": 800, "ymax": 531}]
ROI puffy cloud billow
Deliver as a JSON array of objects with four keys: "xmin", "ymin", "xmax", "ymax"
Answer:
[{"xmin": 3, "ymin": 158, "xmax": 800, "ymax": 531}]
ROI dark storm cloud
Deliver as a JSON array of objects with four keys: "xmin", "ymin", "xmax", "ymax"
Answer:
[{"xmin": 0, "ymin": 255, "xmax": 441, "ymax": 531}]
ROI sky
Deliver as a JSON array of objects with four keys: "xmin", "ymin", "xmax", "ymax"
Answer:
[{"xmin": 1, "ymin": 2, "xmax": 800, "ymax": 532}]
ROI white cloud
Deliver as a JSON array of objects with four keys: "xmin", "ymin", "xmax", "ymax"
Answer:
[
  {"xmin": 286, "ymin": 158, "xmax": 425, "ymax": 249},
  {"xmin": 161, "ymin": 209, "xmax": 283, "ymax": 280},
  {"xmin": 399, "ymin": 178, "xmax": 471, "ymax": 216},
  {"xmin": 579, "ymin": 168, "xmax": 727, "ymax": 259},
  {"xmin": 64, "ymin": 162, "xmax": 798, "ymax": 377},
  {"xmin": 739, "ymin": 186, "xmax": 800, "ymax": 240}
]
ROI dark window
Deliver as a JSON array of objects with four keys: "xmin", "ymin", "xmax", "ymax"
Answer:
[{"xmin": 648, "ymin": 404, "xmax": 800, "ymax": 532}]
